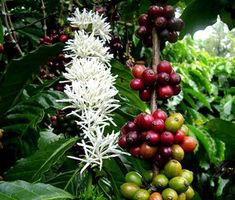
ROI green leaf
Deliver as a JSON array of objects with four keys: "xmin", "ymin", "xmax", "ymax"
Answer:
[
  {"xmin": 37, "ymin": 130, "xmax": 64, "ymax": 149},
  {"xmin": 183, "ymin": 88, "xmax": 211, "ymax": 110},
  {"xmin": 188, "ymin": 125, "xmax": 219, "ymax": 164},
  {"xmin": 31, "ymin": 90, "xmax": 66, "ymax": 110},
  {"xmin": 4, "ymin": 135, "xmax": 78, "ymax": 182},
  {"xmin": 206, "ymin": 118, "xmax": 235, "ymax": 160},
  {"xmin": 180, "ymin": 0, "xmax": 221, "ymax": 38},
  {"xmin": 187, "ymin": 108, "xmax": 208, "ymax": 125},
  {"xmin": 103, "ymin": 158, "xmax": 127, "ymax": 200},
  {"xmin": 0, "ymin": 43, "xmax": 64, "ymax": 115},
  {"xmin": 1, "ymin": 101, "xmax": 44, "ymax": 156},
  {"xmin": 0, "ymin": 180, "xmax": 74, "ymax": 200}
]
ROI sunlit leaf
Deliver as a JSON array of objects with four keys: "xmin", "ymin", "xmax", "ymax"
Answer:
[{"xmin": 0, "ymin": 180, "xmax": 74, "ymax": 200}]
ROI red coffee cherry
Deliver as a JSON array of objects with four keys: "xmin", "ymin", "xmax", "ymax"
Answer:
[
  {"xmin": 160, "ymin": 131, "xmax": 174, "ymax": 145},
  {"xmin": 142, "ymin": 68, "xmax": 156, "ymax": 86},
  {"xmin": 130, "ymin": 78, "xmax": 145, "ymax": 90},
  {"xmin": 157, "ymin": 60, "xmax": 173, "ymax": 74}
]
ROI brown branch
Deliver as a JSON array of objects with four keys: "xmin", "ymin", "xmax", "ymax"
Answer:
[
  {"xmin": 1, "ymin": 0, "xmax": 23, "ymax": 56},
  {"xmin": 150, "ymin": 28, "xmax": 160, "ymax": 113},
  {"xmin": 41, "ymin": 0, "xmax": 47, "ymax": 36}
]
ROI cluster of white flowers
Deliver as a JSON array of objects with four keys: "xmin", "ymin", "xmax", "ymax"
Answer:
[{"xmin": 59, "ymin": 8, "xmax": 125, "ymax": 173}]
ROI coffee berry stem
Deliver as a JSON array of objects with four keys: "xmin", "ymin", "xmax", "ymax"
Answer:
[{"xmin": 150, "ymin": 28, "xmax": 161, "ymax": 113}]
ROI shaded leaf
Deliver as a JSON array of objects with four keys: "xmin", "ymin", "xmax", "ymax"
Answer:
[
  {"xmin": 180, "ymin": 0, "xmax": 220, "ymax": 38},
  {"xmin": 206, "ymin": 118, "xmax": 235, "ymax": 159},
  {"xmin": 4, "ymin": 135, "xmax": 78, "ymax": 182},
  {"xmin": 188, "ymin": 125, "xmax": 219, "ymax": 164},
  {"xmin": 103, "ymin": 158, "xmax": 127, "ymax": 200},
  {"xmin": 0, "ymin": 180, "xmax": 74, "ymax": 200},
  {"xmin": 184, "ymin": 88, "xmax": 211, "ymax": 110},
  {"xmin": 0, "ymin": 43, "xmax": 64, "ymax": 115}
]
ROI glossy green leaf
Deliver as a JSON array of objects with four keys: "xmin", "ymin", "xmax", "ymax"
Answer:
[
  {"xmin": 184, "ymin": 88, "xmax": 211, "ymax": 110},
  {"xmin": 188, "ymin": 125, "xmax": 219, "ymax": 164},
  {"xmin": 0, "ymin": 180, "xmax": 74, "ymax": 200},
  {"xmin": 4, "ymin": 135, "xmax": 78, "ymax": 182},
  {"xmin": 103, "ymin": 158, "xmax": 127, "ymax": 200},
  {"xmin": 206, "ymin": 118, "xmax": 235, "ymax": 159},
  {"xmin": 180, "ymin": 0, "xmax": 221, "ymax": 38},
  {"xmin": 0, "ymin": 43, "xmax": 64, "ymax": 115}
]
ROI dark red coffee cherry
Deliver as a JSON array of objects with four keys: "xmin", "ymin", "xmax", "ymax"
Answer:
[
  {"xmin": 130, "ymin": 146, "xmax": 141, "ymax": 157},
  {"xmin": 160, "ymin": 131, "xmax": 174, "ymax": 145},
  {"xmin": 157, "ymin": 72, "xmax": 170, "ymax": 85},
  {"xmin": 0, "ymin": 44, "xmax": 4, "ymax": 53},
  {"xmin": 172, "ymin": 84, "xmax": 181, "ymax": 95},
  {"xmin": 145, "ymin": 130, "xmax": 160, "ymax": 145},
  {"xmin": 157, "ymin": 60, "xmax": 173, "ymax": 74},
  {"xmin": 142, "ymin": 68, "xmax": 156, "ymax": 86},
  {"xmin": 174, "ymin": 130, "xmax": 185, "ymax": 144},
  {"xmin": 163, "ymin": 5, "xmax": 175, "ymax": 19},
  {"xmin": 136, "ymin": 26, "xmax": 148, "ymax": 39},
  {"xmin": 118, "ymin": 135, "xmax": 128, "ymax": 149},
  {"xmin": 138, "ymin": 14, "xmax": 149, "ymax": 26},
  {"xmin": 170, "ymin": 72, "xmax": 181, "ymax": 85},
  {"xmin": 154, "ymin": 153, "xmax": 168, "ymax": 166},
  {"xmin": 159, "ymin": 146, "xmax": 173, "ymax": 158},
  {"xmin": 167, "ymin": 18, "xmax": 184, "ymax": 31},
  {"xmin": 59, "ymin": 34, "xmax": 69, "ymax": 43},
  {"xmin": 130, "ymin": 78, "xmax": 145, "ymax": 90},
  {"xmin": 152, "ymin": 109, "xmax": 168, "ymax": 121},
  {"xmin": 148, "ymin": 5, "xmax": 163, "ymax": 19},
  {"xmin": 139, "ymin": 88, "xmax": 152, "ymax": 101},
  {"xmin": 157, "ymin": 85, "xmax": 174, "ymax": 99},
  {"xmin": 152, "ymin": 119, "xmax": 165, "ymax": 133},
  {"xmin": 154, "ymin": 16, "xmax": 167, "ymax": 30},
  {"xmin": 125, "ymin": 121, "xmax": 137, "ymax": 132},
  {"xmin": 126, "ymin": 131, "xmax": 140, "ymax": 145}
]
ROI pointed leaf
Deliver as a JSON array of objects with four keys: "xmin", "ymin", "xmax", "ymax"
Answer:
[
  {"xmin": 184, "ymin": 88, "xmax": 211, "ymax": 110},
  {"xmin": 4, "ymin": 135, "xmax": 78, "ymax": 182},
  {"xmin": 180, "ymin": 0, "xmax": 220, "ymax": 38},
  {"xmin": 0, "ymin": 43, "xmax": 63, "ymax": 115},
  {"xmin": 188, "ymin": 125, "xmax": 219, "ymax": 164},
  {"xmin": 206, "ymin": 118, "xmax": 235, "ymax": 159},
  {"xmin": 0, "ymin": 180, "xmax": 74, "ymax": 200}
]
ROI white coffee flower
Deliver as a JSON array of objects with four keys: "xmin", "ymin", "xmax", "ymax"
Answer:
[
  {"xmin": 68, "ymin": 8, "xmax": 111, "ymax": 41},
  {"xmin": 64, "ymin": 31, "xmax": 112, "ymax": 63},
  {"xmin": 60, "ymin": 9, "xmax": 125, "ymax": 173},
  {"xmin": 68, "ymin": 127, "xmax": 128, "ymax": 174}
]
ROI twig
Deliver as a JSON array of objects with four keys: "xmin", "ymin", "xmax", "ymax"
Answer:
[
  {"xmin": 59, "ymin": 0, "xmax": 65, "ymax": 20},
  {"xmin": 1, "ymin": 0, "xmax": 23, "ymax": 56},
  {"xmin": 150, "ymin": 28, "xmax": 161, "ymax": 113},
  {"xmin": 41, "ymin": 0, "xmax": 47, "ymax": 36},
  {"xmin": 8, "ymin": 13, "xmax": 57, "ymax": 33}
]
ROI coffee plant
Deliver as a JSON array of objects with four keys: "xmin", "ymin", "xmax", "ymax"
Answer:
[{"xmin": 0, "ymin": 0, "xmax": 234, "ymax": 200}]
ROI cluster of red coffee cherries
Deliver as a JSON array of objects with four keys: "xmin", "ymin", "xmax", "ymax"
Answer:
[
  {"xmin": 38, "ymin": 29, "xmax": 71, "ymax": 91},
  {"xmin": 130, "ymin": 60, "xmax": 181, "ymax": 101},
  {"xmin": 118, "ymin": 109, "xmax": 197, "ymax": 166},
  {"xmin": 50, "ymin": 109, "xmax": 80, "ymax": 136},
  {"xmin": 136, "ymin": 4, "xmax": 184, "ymax": 47},
  {"xmin": 39, "ymin": 28, "xmax": 69, "ymax": 45},
  {"xmin": 109, "ymin": 35, "xmax": 124, "ymax": 58}
]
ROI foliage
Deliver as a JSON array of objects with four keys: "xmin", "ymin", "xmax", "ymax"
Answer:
[
  {"xmin": 0, "ymin": 180, "xmax": 74, "ymax": 200},
  {"xmin": 0, "ymin": 0, "xmax": 234, "ymax": 200}
]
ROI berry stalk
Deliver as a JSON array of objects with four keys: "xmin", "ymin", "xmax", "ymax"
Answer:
[{"xmin": 150, "ymin": 28, "xmax": 161, "ymax": 112}]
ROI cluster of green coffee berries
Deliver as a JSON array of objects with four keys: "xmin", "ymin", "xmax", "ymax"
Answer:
[{"xmin": 120, "ymin": 159, "xmax": 195, "ymax": 200}]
